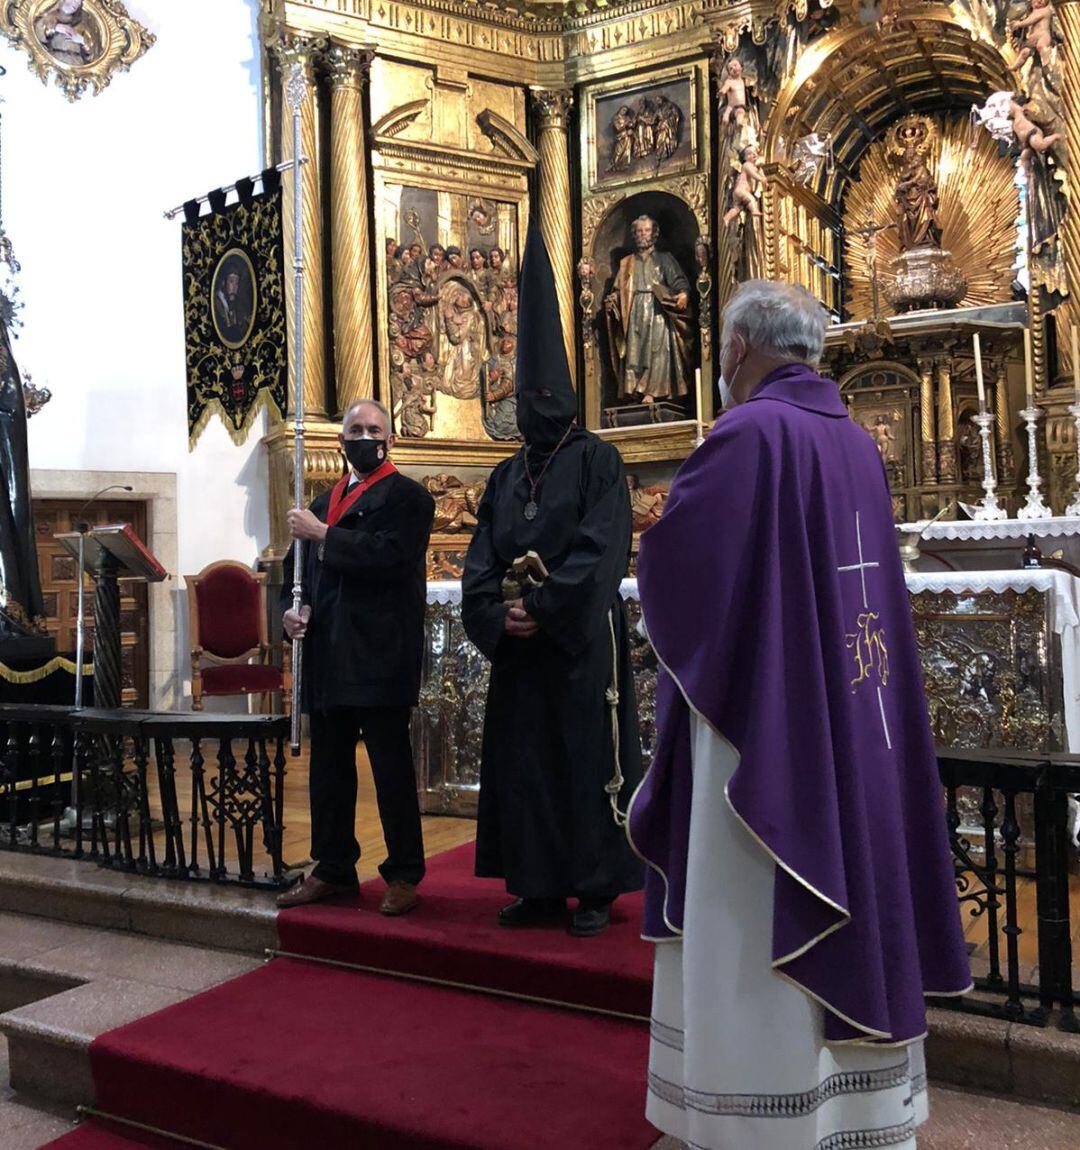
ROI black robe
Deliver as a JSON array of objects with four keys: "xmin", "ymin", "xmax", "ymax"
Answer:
[
  {"xmin": 0, "ymin": 320, "xmax": 44, "ymax": 639},
  {"xmin": 462, "ymin": 428, "xmax": 644, "ymax": 900},
  {"xmin": 282, "ymin": 471, "xmax": 435, "ymax": 711}
]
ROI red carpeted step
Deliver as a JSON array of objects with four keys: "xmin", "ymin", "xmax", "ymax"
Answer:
[
  {"xmin": 84, "ymin": 956, "xmax": 657, "ymax": 1150},
  {"xmin": 41, "ymin": 1121, "xmax": 189, "ymax": 1149},
  {"xmin": 277, "ymin": 842, "xmax": 653, "ymax": 1017}
]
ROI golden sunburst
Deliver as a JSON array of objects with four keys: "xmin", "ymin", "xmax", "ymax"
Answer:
[{"xmin": 843, "ymin": 116, "xmax": 1019, "ymax": 321}]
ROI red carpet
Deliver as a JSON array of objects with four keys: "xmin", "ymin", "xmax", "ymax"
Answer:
[
  {"xmin": 42, "ymin": 1123, "xmax": 187, "ymax": 1149},
  {"xmin": 66, "ymin": 957, "xmax": 655, "ymax": 1150},
  {"xmin": 41, "ymin": 843, "xmax": 660, "ymax": 1150},
  {"xmin": 277, "ymin": 841, "xmax": 654, "ymax": 1017}
]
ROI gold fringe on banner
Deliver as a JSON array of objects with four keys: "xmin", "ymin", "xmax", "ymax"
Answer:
[{"xmin": 0, "ymin": 657, "xmax": 95, "ymax": 685}]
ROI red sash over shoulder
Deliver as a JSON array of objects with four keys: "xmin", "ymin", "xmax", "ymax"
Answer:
[{"xmin": 326, "ymin": 460, "xmax": 397, "ymax": 526}]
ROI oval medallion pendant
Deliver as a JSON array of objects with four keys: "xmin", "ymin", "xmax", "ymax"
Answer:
[{"xmin": 524, "ymin": 500, "xmax": 539, "ymax": 521}]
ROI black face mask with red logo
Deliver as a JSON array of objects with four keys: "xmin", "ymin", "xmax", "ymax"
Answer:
[{"xmin": 343, "ymin": 437, "xmax": 387, "ymax": 475}]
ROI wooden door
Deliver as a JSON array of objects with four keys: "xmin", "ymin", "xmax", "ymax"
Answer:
[{"xmin": 32, "ymin": 500, "xmax": 151, "ymax": 709}]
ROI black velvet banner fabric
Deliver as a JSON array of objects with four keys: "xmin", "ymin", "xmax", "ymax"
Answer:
[{"xmin": 181, "ymin": 170, "xmax": 287, "ymax": 446}]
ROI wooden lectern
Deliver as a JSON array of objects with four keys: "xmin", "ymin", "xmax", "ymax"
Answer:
[{"xmin": 55, "ymin": 523, "xmax": 167, "ymax": 710}]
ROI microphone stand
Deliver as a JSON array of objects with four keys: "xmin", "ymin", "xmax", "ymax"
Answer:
[{"xmin": 63, "ymin": 484, "xmax": 133, "ymax": 831}]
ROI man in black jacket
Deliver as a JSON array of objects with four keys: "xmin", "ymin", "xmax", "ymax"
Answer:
[{"xmin": 276, "ymin": 399, "xmax": 435, "ymax": 916}]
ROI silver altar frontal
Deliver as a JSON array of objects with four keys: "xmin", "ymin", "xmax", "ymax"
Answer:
[
  {"xmin": 415, "ymin": 571, "xmax": 1080, "ymax": 817},
  {"xmin": 415, "ymin": 581, "xmax": 654, "ymax": 817}
]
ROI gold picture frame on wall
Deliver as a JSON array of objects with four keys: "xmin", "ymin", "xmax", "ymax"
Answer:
[
  {"xmin": 0, "ymin": 0, "xmax": 154, "ymax": 101},
  {"xmin": 586, "ymin": 65, "xmax": 699, "ymax": 193}
]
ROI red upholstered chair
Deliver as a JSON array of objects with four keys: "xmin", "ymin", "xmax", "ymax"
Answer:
[{"xmin": 186, "ymin": 561, "xmax": 287, "ymax": 713}]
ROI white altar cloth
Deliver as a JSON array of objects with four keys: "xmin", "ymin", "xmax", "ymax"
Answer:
[
  {"xmin": 427, "ymin": 571, "xmax": 1079, "ymax": 753},
  {"xmin": 898, "ymin": 516, "xmax": 1080, "ymax": 543}
]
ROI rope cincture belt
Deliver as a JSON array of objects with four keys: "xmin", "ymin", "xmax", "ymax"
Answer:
[{"xmin": 605, "ymin": 606, "xmax": 628, "ymax": 828}]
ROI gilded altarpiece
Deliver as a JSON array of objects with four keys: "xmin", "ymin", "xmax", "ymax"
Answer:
[
  {"xmin": 255, "ymin": 2, "xmax": 1080, "ymax": 818},
  {"xmin": 578, "ymin": 59, "xmax": 713, "ymax": 430}
]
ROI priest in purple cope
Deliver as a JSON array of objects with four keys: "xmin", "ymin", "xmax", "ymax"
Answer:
[{"xmin": 627, "ymin": 280, "xmax": 971, "ymax": 1150}]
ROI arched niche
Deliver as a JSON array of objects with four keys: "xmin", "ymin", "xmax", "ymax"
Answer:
[
  {"xmin": 762, "ymin": 9, "xmax": 1011, "ymax": 207},
  {"xmin": 591, "ymin": 190, "xmax": 700, "ymax": 412},
  {"xmin": 838, "ymin": 360, "xmax": 923, "ymax": 514}
]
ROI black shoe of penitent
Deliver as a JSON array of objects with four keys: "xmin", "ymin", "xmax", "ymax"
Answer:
[
  {"xmin": 497, "ymin": 897, "xmax": 567, "ymax": 927},
  {"xmin": 569, "ymin": 898, "xmax": 613, "ymax": 938}
]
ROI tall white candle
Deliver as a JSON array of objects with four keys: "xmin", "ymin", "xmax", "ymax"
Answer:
[
  {"xmin": 972, "ymin": 333, "xmax": 986, "ymax": 408},
  {"xmin": 1023, "ymin": 328, "xmax": 1034, "ymax": 404},
  {"xmin": 695, "ymin": 367, "xmax": 704, "ymax": 438}
]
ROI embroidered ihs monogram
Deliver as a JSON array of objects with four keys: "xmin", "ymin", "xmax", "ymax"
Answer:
[
  {"xmin": 846, "ymin": 610, "xmax": 890, "ymax": 690},
  {"xmin": 837, "ymin": 512, "xmax": 893, "ymax": 750}
]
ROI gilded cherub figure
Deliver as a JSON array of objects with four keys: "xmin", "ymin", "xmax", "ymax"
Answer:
[
  {"xmin": 718, "ymin": 58, "xmax": 749, "ymax": 129},
  {"xmin": 723, "ymin": 146, "xmax": 768, "ymax": 226},
  {"xmin": 1009, "ymin": 0, "xmax": 1056, "ymax": 74},
  {"xmin": 1010, "ymin": 96, "xmax": 1062, "ymax": 161}
]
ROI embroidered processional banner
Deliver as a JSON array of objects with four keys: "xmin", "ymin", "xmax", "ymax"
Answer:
[{"xmin": 181, "ymin": 171, "xmax": 287, "ymax": 447}]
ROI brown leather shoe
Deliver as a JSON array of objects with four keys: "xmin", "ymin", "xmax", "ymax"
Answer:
[
  {"xmin": 379, "ymin": 880, "xmax": 419, "ymax": 916},
  {"xmin": 276, "ymin": 874, "xmax": 358, "ymax": 909}
]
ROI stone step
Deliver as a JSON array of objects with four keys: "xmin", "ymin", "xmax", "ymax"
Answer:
[
  {"xmin": 0, "ymin": 851, "xmax": 278, "ymax": 955},
  {"xmin": 0, "ymin": 1035, "xmax": 74, "ymax": 1150},
  {"xmin": 0, "ymin": 910, "xmax": 260, "ymax": 1110},
  {"xmin": 926, "ymin": 1006, "xmax": 1080, "ymax": 1110},
  {"xmin": 1, "ymin": 853, "xmax": 1078, "ymax": 1115}
]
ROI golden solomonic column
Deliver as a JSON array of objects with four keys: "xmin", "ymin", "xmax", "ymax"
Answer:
[
  {"xmin": 323, "ymin": 43, "xmax": 376, "ymax": 415},
  {"xmin": 1049, "ymin": 0, "xmax": 1080, "ymax": 509},
  {"xmin": 917, "ymin": 357, "xmax": 937, "ymax": 485},
  {"xmin": 272, "ymin": 34, "xmax": 327, "ymax": 418},
  {"xmin": 532, "ymin": 88, "xmax": 577, "ymax": 387},
  {"xmin": 936, "ymin": 359, "xmax": 956, "ymax": 484}
]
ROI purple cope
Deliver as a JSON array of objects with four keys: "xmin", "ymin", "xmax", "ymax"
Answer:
[{"xmin": 628, "ymin": 363, "xmax": 972, "ymax": 1044}]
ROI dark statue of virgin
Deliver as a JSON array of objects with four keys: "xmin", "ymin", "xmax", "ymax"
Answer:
[{"xmin": 894, "ymin": 139, "xmax": 941, "ymax": 252}]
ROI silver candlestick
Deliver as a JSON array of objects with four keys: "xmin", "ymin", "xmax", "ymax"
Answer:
[
  {"xmin": 971, "ymin": 408, "xmax": 1008, "ymax": 520},
  {"xmin": 1067, "ymin": 400, "xmax": 1080, "ymax": 517},
  {"xmin": 1018, "ymin": 405, "xmax": 1052, "ymax": 519}
]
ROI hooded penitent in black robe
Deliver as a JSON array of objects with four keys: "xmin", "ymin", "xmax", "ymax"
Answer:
[
  {"xmin": 0, "ymin": 319, "xmax": 45, "ymax": 642},
  {"xmin": 462, "ymin": 222, "xmax": 643, "ymax": 900}
]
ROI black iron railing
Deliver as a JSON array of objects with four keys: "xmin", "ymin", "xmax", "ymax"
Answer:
[
  {"xmin": 0, "ymin": 705, "xmax": 292, "ymax": 888},
  {"xmin": 936, "ymin": 748, "xmax": 1079, "ymax": 1032}
]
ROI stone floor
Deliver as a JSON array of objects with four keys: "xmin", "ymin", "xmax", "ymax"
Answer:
[
  {"xmin": 1, "ymin": 851, "xmax": 1079, "ymax": 1149},
  {"xmin": 0, "ymin": 906, "xmax": 261, "ymax": 1148}
]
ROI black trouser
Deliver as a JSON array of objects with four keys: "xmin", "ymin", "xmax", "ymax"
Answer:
[{"xmin": 308, "ymin": 706, "xmax": 425, "ymax": 887}]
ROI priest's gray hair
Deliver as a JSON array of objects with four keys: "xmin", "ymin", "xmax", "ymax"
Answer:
[
  {"xmin": 343, "ymin": 398, "xmax": 391, "ymax": 434},
  {"xmin": 721, "ymin": 280, "xmax": 827, "ymax": 368}
]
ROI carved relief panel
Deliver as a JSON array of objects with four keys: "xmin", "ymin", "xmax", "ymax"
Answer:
[{"xmin": 370, "ymin": 59, "xmax": 535, "ymax": 450}]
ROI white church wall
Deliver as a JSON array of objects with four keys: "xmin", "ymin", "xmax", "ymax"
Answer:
[{"xmin": 3, "ymin": 0, "xmax": 270, "ymax": 708}]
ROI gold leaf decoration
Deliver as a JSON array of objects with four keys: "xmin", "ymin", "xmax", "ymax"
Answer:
[{"xmin": 843, "ymin": 117, "xmax": 1019, "ymax": 322}]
